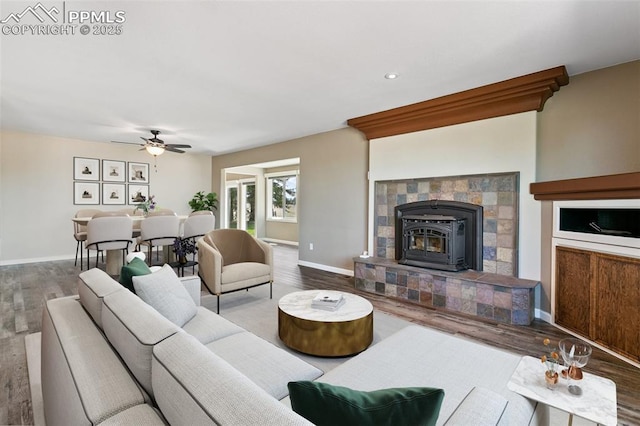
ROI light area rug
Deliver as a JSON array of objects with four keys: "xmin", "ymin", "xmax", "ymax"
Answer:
[{"xmin": 205, "ymin": 283, "xmax": 412, "ymax": 373}]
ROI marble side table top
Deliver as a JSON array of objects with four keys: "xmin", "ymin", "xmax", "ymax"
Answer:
[
  {"xmin": 278, "ymin": 290, "xmax": 372, "ymax": 322},
  {"xmin": 507, "ymin": 355, "xmax": 617, "ymax": 426}
]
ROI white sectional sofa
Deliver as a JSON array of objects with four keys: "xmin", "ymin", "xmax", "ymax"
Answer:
[{"xmin": 39, "ymin": 267, "xmax": 541, "ymax": 425}]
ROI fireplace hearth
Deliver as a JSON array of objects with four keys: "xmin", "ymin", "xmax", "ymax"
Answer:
[{"xmin": 395, "ymin": 200, "xmax": 483, "ymax": 271}]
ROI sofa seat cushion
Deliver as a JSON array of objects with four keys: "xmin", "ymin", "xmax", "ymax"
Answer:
[
  {"xmin": 221, "ymin": 262, "xmax": 271, "ymax": 287},
  {"xmin": 288, "ymin": 381, "xmax": 444, "ymax": 426},
  {"xmin": 41, "ymin": 296, "xmax": 148, "ymax": 425},
  {"xmin": 182, "ymin": 306, "xmax": 245, "ymax": 345},
  {"xmin": 78, "ymin": 268, "xmax": 125, "ymax": 329},
  {"xmin": 152, "ymin": 331, "xmax": 313, "ymax": 425},
  {"xmin": 133, "ymin": 264, "xmax": 198, "ymax": 327},
  {"xmin": 98, "ymin": 404, "xmax": 165, "ymax": 425},
  {"xmin": 205, "ymin": 331, "xmax": 323, "ymax": 400}
]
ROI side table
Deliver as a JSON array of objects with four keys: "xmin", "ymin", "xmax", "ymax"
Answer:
[
  {"xmin": 169, "ymin": 260, "xmax": 197, "ymax": 277},
  {"xmin": 507, "ymin": 356, "xmax": 617, "ymax": 426}
]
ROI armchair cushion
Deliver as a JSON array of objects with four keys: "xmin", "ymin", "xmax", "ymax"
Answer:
[
  {"xmin": 133, "ymin": 265, "xmax": 197, "ymax": 327},
  {"xmin": 119, "ymin": 257, "xmax": 152, "ymax": 293},
  {"xmin": 222, "ymin": 262, "xmax": 272, "ymax": 286}
]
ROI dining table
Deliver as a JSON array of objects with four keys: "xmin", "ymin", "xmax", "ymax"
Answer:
[{"xmin": 72, "ymin": 215, "xmax": 189, "ymax": 274}]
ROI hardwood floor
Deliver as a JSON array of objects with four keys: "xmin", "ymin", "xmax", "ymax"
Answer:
[{"xmin": 1, "ymin": 245, "xmax": 638, "ymax": 425}]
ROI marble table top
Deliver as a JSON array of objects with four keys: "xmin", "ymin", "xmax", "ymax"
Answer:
[
  {"xmin": 507, "ymin": 355, "xmax": 617, "ymax": 426},
  {"xmin": 278, "ymin": 290, "xmax": 372, "ymax": 322}
]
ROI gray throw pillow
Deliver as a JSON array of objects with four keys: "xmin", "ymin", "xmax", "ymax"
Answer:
[{"xmin": 133, "ymin": 264, "xmax": 197, "ymax": 327}]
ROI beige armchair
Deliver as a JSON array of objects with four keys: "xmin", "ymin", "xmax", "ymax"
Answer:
[{"xmin": 197, "ymin": 229, "xmax": 273, "ymax": 313}]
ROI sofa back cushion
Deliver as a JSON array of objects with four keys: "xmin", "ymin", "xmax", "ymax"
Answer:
[
  {"xmin": 102, "ymin": 287, "xmax": 180, "ymax": 397},
  {"xmin": 78, "ymin": 268, "xmax": 125, "ymax": 329},
  {"xmin": 152, "ymin": 331, "xmax": 312, "ymax": 425},
  {"xmin": 42, "ymin": 296, "xmax": 148, "ymax": 425}
]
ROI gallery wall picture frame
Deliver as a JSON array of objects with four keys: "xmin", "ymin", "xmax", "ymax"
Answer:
[
  {"xmin": 102, "ymin": 160, "xmax": 126, "ymax": 182},
  {"xmin": 74, "ymin": 182, "xmax": 100, "ymax": 205},
  {"xmin": 128, "ymin": 184, "xmax": 150, "ymax": 205},
  {"xmin": 103, "ymin": 183, "xmax": 126, "ymax": 205},
  {"xmin": 74, "ymin": 157, "xmax": 100, "ymax": 181},
  {"xmin": 128, "ymin": 162, "xmax": 150, "ymax": 184}
]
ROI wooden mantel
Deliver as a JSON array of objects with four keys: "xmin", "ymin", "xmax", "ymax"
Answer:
[
  {"xmin": 530, "ymin": 172, "xmax": 640, "ymax": 200},
  {"xmin": 347, "ymin": 66, "xmax": 569, "ymax": 140}
]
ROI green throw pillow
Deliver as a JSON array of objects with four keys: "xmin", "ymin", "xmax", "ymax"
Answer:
[
  {"xmin": 119, "ymin": 257, "xmax": 152, "ymax": 292},
  {"xmin": 288, "ymin": 381, "xmax": 444, "ymax": 426}
]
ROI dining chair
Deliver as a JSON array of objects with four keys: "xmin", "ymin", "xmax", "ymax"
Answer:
[
  {"xmin": 119, "ymin": 208, "xmax": 144, "ymax": 237},
  {"xmin": 137, "ymin": 212, "xmax": 180, "ymax": 266},
  {"xmin": 73, "ymin": 208, "xmax": 101, "ymax": 267},
  {"xmin": 181, "ymin": 211, "xmax": 215, "ymax": 273},
  {"xmin": 85, "ymin": 212, "xmax": 134, "ymax": 270}
]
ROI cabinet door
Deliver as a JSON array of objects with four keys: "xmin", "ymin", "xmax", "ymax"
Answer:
[
  {"xmin": 555, "ymin": 246, "xmax": 592, "ymax": 336},
  {"xmin": 594, "ymin": 253, "xmax": 640, "ymax": 362}
]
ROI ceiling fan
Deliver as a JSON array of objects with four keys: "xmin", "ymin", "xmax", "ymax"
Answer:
[{"xmin": 112, "ymin": 130, "xmax": 192, "ymax": 156}]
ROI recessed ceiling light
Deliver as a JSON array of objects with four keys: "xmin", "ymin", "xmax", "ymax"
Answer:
[{"xmin": 385, "ymin": 73, "xmax": 399, "ymax": 80}]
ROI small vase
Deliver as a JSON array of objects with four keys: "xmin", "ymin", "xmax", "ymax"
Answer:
[
  {"xmin": 545, "ymin": 371, "xmax": 559, "ymax": 389},
  {"xmin": 178, "ymin": 255, "xmax": 187, "ymax": 265}
]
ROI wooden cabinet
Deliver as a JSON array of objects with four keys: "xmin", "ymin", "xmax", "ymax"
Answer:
[{"xmin": 555, "ymin": 246, "xmax": 640, "ymax": 363}]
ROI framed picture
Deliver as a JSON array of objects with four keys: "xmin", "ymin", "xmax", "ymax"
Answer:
[
  {"xmin": 102, "ymin": 183, "xmax": 126, "ymax": 205},
  {"xmin": 74, "ymin": 182, "xmax": 100, "ymax": 205},
  {"xmin": 128, "ymin": 162, "xmax": 150, "ymax": 184},
  {"xmin": 102, "ymin": 160, "xmax": 126, "ymax": 182},
  {"xmin": 73, "ymin": 157, "xmax": 100, "ymax": 181},
  {"xmin": 128, "ymin": 184, "xmax": 149, "ymax": 205}
]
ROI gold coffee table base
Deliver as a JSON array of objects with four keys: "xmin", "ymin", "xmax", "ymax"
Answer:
[
  {"xmin": 277, "ymin": 290, "xmax": 374, "ymax": 357},
  {"xmin": 278, "ymin": 309, "xmax": 373, "ymax": 357}
]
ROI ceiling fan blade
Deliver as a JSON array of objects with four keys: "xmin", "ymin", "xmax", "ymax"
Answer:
[
  {"xmin": 166, "ymin": 144, "xmax": 191, "ymax": 149},
  {"xmin": 165, "ymin": 146, "xmax": 186, "ymax": 153},
  {"xmin": 111, "ymin": 140, "xmax": 143, "ymax": 145}
]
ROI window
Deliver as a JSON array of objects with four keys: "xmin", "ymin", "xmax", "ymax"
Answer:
[
  {"xmin": 267, "ymin": 171, "xmax": 297, "ymax": 222},
  {"xmin": 227, "ymin": 185, "xmax": 238, "ymax": 229}
]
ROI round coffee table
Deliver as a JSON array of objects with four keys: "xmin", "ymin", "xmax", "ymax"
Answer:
[{"xmin": 278, "ymin": 290, "xmax": 373, "ymax": 357}]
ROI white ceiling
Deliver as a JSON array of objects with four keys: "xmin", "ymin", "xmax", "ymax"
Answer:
[{"xmin": 1, "ymin": 1, "xmax": 639, "ymax": 156}]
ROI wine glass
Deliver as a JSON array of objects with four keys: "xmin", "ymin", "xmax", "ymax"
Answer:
[{"xmin": 559, "ymin": 338, "xmax": 592, "ymax": 395}]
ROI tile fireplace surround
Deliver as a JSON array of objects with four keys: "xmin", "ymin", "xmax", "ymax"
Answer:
[
  {"xmin": 358, "ymin": 171, "xmax": 540, "ymax": 325},
  {"xmin": 374, "ymin": 172, "xmax": 519, "ymax": 275}
]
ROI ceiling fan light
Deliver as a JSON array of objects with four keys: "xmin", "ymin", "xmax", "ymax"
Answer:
[{"xmin": 146, "ymin": 145, "xmax": 165, "ymax": 156}]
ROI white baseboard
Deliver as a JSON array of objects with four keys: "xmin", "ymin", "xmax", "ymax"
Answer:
[
  {"xmin": 0, "ymin": 254, "xmax": 75, "ymax": 266},
  {"xmin": 262, "ymin": 238, "xmax": 299, "ymax": 247},
  {"xmin": 297, "ymin": 260, "xmax": 353, "ymax": 277},
  {"xmin": 535, "ymin": 309, "xmax": 552, "ymax": 323}
]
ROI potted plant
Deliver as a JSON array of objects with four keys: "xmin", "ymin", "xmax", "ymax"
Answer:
[
  {"xmin": 541, "ymin": 338, "xmax": 560, "ymax": 389},
  {"xmin": 134, "ymin": 195, "xmax": 156, "ymax": 216},
  {"xmin": 188, "ymin": 191, "xmax": 218, "ymax": 212},
  {"xmin": 173, "ymin": 237, "xmax": 197, "ymax": 264}
]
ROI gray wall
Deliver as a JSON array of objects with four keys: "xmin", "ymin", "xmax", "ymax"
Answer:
[
  {"xmin": 211, "ymin": 128, "xmax": 368, "ymax": 272},
  {"xmin": 0, "ymin": 130, "xmax": 212, "ymax": 263},
  {"xmin": 536, "ymin": 60, "xmax": 640, "ymax": 313},
  {"xmin": 537, "ymin": 60, "xmax": 639, "ymax": 181}
]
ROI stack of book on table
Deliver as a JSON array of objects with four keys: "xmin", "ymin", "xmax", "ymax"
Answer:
[{"xmin": 311, "ymin": 292, "xmax": 345, "ymax": 311}]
